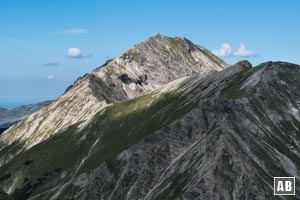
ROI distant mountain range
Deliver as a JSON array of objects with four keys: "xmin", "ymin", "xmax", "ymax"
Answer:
[
  {"xmin": 0, "ymin": 101, "xmax": 52, "ymax": 134},
  {"xmin": 1, "ymin": 34, "xmax": 300, "ymax": 200}
]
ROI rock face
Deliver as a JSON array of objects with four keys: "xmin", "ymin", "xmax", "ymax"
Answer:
[
  {"xmin": 0, "ymin": 34, "xmax": 226, "ymax": 166},
  {"xmin": 0, "ymin": 101, "xmax": 52, "ymax": 133},
  {"xmin": 0, "ymin": 35, "xmax": 300, "ymax": 200},
  {"xmin": 91, "ymin": 33, "xmax": 226, "ymax": 99}
]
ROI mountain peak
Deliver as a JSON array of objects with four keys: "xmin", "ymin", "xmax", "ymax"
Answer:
[
  {"xmin": 0, "ymin": 35, "xmax": 228, "ymax": 168},
  {"xmin": 142, "ymin": 34, "xmax": 200, "ymax": 53},
  {"xmin": 2, "ymin": 33, "xmax": 300, "ymax": 199},
  {"xmin": 137, "ymin": 33, "xmax": 167, "ymax": 47},
  {"xmin": 236, "ymin": 60, "xmax": 252, "ymax": 68},
  {"xmin": 150, "ymin": 32, "xmax": 166, "ymax": 39},
  {"xmin": 92, "ymin": 34, "xmax": 227, "ymax": 98},
  {"xmin": 146, "ymin": 33, "xmax": 191, "ymax": 43}
]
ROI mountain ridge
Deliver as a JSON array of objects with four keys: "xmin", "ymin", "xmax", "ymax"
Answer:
[
  {"xmin": 0, "ymin": 34, "xmax": 227, "ymax": 167},
  {"xmin": 0, "ymin": 101, "xmax": 52, "ymax": 134},
  {"xmin": 1, "ymin": 35, "xmax": 299, "ymax": 200}
]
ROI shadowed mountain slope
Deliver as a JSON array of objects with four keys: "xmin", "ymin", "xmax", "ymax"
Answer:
[{"xmin": 1, "ymin": 35, "xmax": 300, "ymax": 200}]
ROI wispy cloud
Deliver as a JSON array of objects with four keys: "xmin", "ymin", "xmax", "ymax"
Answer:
[
  {"xmin": 55, "ymin": 28, "xmax": 89, "ymax": 35},
  {"xmin": 212, "ymin": 43, "xmax": 232, "ymax": 57},
  {"xmin": 233, "ymin": 44, "xmax": 255, "ymax": 57},
  {"xmin": 67, "ymin": 47, "xmax": 92, "ymax": 58},
  {"xmin": 42, "ymin": 62, "xmax": 61, "ymax": 67},
  {"xmin": 48, "ymin": 75, "xmax": 56, "ymax": 80},
  {"xmin": 213, "ymin": 43, "xmax": 257, "ymax": 57}
]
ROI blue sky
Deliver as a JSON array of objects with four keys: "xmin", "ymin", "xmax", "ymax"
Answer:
[{"xmin": 0, "ymin": 0, "xmax": 299, "ymax": 108}]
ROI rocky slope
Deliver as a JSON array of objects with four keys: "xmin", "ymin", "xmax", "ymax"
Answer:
[
  {"xmin": 1, "ymin": 35, "xmax": 300, "ymax": 200},
  {"xmin": 0, "ymin": 108, "xmax": 7, "ymax": 112},
  {"xmin": 0, "ymin": 101, "xmax": 52, "ymax": 134},
  {"xmin": 0, "ymin": 188, "xmax": 12, "ymax": 200},
  {"xmin": 0, "ymin": 34, "xmax": 227, "ymax": 166}
]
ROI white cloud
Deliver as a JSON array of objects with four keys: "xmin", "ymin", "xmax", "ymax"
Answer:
[
  {"xmin": 213, "ymin": 43, "xmax": 257, "ymax": 57},
  {"xmin": 212, "ymin": 43, "xmax": 232, "ymax": 57},
  {"xmin": 56, "ymin": 28, "xmax": 89, "ymax": 35},
  {"xmin": 67, "ymin": 48, "xmax": 92, "ymax": 58},
  {"xmin": 234, "ymin": 44, "xmax": 255, "ymax": 57},
  {"xmin": 48, "ymin": 75, "xmax": 56, "ymax": 80}
]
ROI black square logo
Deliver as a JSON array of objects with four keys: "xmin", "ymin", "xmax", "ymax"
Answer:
[{"xmin": 274, "ymin": 177, "xmax": 295, "ymax": 195}]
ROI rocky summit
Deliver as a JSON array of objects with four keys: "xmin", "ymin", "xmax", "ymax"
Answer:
[
  {"xmin": 0, "ymin": 34, "xmax": 226, "ymax": 167},
  {"xmin": 0, "ymin": 34, "xmax": 300, "ymax": 200}
]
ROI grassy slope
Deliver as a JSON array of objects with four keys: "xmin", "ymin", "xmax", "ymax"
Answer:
[
  {"xmin": 0, "ymin": 79, "xmax": 201, "ymax": 199},
  {"xmin": 0, "ymin": 188, "xmax": 13, "ymax": 200},
  {"xmin": 0, "ymin": 63, "xmax": 247, "ymax": 199},
  {"xmin": 1, "ymin": 62, "xmax": 299, "ymax": 199}
]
